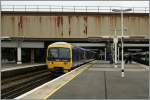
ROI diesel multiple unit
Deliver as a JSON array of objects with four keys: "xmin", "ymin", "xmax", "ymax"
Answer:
[{"xmin": 46, "ymin": 42, "xmax": 96, "ymax": 73}]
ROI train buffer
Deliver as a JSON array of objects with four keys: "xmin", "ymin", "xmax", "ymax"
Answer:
[{"xmin": 15, "ymin": 60, "xmax": 149, "ymax": 99}]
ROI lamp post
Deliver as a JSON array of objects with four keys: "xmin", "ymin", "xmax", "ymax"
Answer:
[
  {"xmin": 114, "ymin": 28, "xmax": 118, "ymax": 68},
  {"xmin": 112, "ymin": 8, "xmax": 132, "ymax": 77}
]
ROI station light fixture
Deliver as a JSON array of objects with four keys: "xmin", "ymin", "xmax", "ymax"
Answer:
[{"xmin": 112, "ymin": 8, "xmax": 132, "ymax": 77}]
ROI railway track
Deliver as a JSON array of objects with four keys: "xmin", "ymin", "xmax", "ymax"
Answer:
[{"xmin": 1, "ymin": 68, "xmax": 59, "ymax": 99}]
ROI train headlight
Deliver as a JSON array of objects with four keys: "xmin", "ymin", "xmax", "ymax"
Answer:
[{"xmin": 49, "ymin": 61, "xmax": 53, "ymax": 64}]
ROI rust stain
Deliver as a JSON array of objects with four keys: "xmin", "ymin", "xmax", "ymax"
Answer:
[
  {"xmin": 83, "ymin": 16, "xmax": 87, "ymax": 22},
  {"xmin": 60, "ymin": 16, "xmax": 63, "ymax": 36},
  {"xmin": 68, "ymin": 16, "xmax": 71, "ymax": 36},
  {"xmin": 39, "ymin": 16, "xmax": 42, "ymax": 33},
  {"xmin": 83, "ymin": 16, "xmax": 87, "ymax": 35},
  {"xmin": 57, "ymin": 16, "xmax": 61, "ymax": 27},
  {"xmin": 84, "ymin": 26, "xmax": 87, "ymax": 35},
  {"xmin": 55, "ymin": 16, "xmax": 64, "ymax": 36},
  {"xmin": 96, "ymin": 16, "xmax": 101, "ymax": 35},
  {"xmin": 18, "ymin": 16, "xmax": 23, "ymax": 34},
  {"xmin": 54, "ymin": 17, "xmax": 57, "ymax": 34},
  {"xmin": 56, "ymin": 16, "xmax": 63, "ymax": 30},
  {"xmin": 18, "ymin": 16, "xmax": 23, "ymax": 29},
  {"xmin": 11, "ymin": 16, "xmax": 15, "ymax": 22},
  {"xmin": 20, "ymin": 16, "xmax": 23, "ymax": 29}
]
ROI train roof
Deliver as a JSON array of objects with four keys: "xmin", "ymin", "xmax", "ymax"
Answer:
[
  {"xmin": 48, "ymin": 42, "xmax": 96, "ymax": 53},
  {"xmin": 52, "ymin": 42, "xmax": 68, "ymax": 44},
  {"xmin": 48, "ymin": 42, "xmax": 72, "ymax": 48},
  {"xmin": 51, "ymin": 42, "xmax": 70, "ymax": 45}
]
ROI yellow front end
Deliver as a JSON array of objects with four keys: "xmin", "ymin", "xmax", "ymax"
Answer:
[
  {"xmin": 46, "ymin": 43, "xmax": 72, "ymax": 73},
  {"xmin": 47, "ymin": 61, "xmax": 72, "ymax": 73}
]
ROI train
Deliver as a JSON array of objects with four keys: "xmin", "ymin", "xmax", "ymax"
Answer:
[{"xmin": 46, "ymin": 42, "xmax": 96, "ymax": 73}]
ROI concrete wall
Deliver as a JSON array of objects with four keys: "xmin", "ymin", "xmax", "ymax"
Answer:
[{"xmin": 1, "ymin": 12, "xmax": 148, "ymax": 39}]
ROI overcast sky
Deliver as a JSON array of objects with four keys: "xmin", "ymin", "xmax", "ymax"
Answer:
[{"xmin": 2, "ymin": 1, "xmax": 149, "ymax": 7}]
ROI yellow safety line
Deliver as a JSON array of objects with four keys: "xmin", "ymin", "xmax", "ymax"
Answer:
[{"xmin": 44, "ymin": 63, "xmax": 93, "ymax": 100}]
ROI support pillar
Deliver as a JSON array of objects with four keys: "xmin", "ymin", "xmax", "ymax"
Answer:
[
  {"xmin": 118, "ymin": 47, "xmax": 120, "ymax": 61},
  {"xmin": 99, "ymin": 50, "xmax": 102, "ymax": 60},
  {"xmin": 31, "ymin": 48, "xmax": 34, "ymax": 64},
  {"xmin": 114, "ymin": 37, "xmax": 118, "ymax": 68},
  {"xmin": 17, "ymin": 47, "xmax": 22, "ymax": 64},
  {"xmin": 104, "ymin": 48, "xmax": 106, "ymax": 61}
]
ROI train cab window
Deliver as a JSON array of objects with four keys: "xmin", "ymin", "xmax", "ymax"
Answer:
[
  {"xmin": 59, "ymin": 48, "xmax": 70, "ymax": 61},
  {"xmin": 48, "ymin": 48, "xmax": 70, "ymax": 61},
  {"xmin": 49, "ymin": 48, "xmax": 59, "ymax": 59}
]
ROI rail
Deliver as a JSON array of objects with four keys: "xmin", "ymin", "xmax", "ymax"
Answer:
[
  {"xmin": 1, "ymin": 5, "xmax": 149, "ymax": 13},
  {"xmin": 1, "ymin": 70, "xmax": 52, "ymax": 99}
]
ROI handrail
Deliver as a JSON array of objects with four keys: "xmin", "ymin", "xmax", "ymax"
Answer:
[{"xmin": 1, "ymin": 5, "xmax": 149, "ymax": 13}]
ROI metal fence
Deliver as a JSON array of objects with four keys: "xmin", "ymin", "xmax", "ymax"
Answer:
[{"xmin": 1, "ymin": 5, "xmax": 149, "ymax": 13}]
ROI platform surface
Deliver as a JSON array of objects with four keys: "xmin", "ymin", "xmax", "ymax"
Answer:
[
  {"xmin": 16, "ymin": 60, "xmax": 149, "ymax": 99},
  {"xmin": 48, "ymin": 61, "xmax": 149, "ymax": 99},
  {"xmin": 1, "ymin": 63, "xmax": 46, "ymax": 72}
]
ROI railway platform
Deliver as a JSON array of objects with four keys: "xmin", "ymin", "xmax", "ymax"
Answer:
[
  {"xmin": 15, "ymin": 60, "xmax": 149, "ymax": 99},
  {"xmin": 1, "ymin": 63, "xmax": 46, "ymax": 72},
  {"xmin": 1, "ymin": 63, "xmax": 46, "ymax": 80}
]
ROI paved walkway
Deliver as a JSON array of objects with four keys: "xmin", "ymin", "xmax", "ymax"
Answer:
[
  {"xmin": 16, "ymin": 60, "xmax": 149, "ymax": 99},
  {"xmin": 49, "ymin": 61, "xmax": 149, "ymax": 99}
]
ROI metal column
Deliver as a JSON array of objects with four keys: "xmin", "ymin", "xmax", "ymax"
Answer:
[
  {"xmin": 118, "ymin": 47, "xmax": 120, "ymax": 61},
  {"xmin": 121, "ymin": 11, "xmax": 125, "ymax": 77},
  {"xmin": 31, "ymin": 48, "xmax": 34, "ymax": 63},
  {"xmin": 104, "ymin": 48, "xmax": 106, "ymax": 61},
  {"xmin": 114, "ymin": 38, "xmax": 118, "ymax": 68},
  {"xmin": 17, "ymin": 47, "xmax": 22, "ymax": 64},
  {"xmin": 114, "ymin": 29, "xmax": 118, "ymax": 68}
]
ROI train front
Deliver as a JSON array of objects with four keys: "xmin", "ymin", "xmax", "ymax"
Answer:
[{"xmin": 47, "ymin": 44, "xmax": 72, "ymax": 73}]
